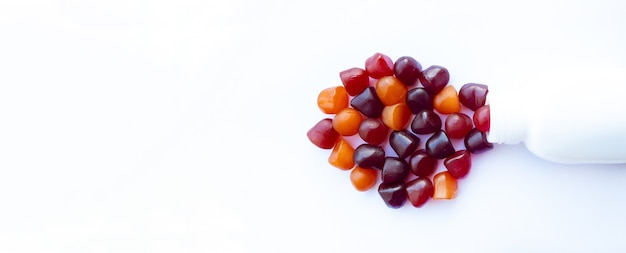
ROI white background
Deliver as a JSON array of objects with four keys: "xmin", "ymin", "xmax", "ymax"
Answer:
[{"xmin": 1, "ymin": 0, "xmax": 626, "ymax": 252}]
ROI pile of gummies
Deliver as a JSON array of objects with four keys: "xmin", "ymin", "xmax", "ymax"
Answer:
[{"xmin": 307, "ymin": 53, "xmax": 493, "ymax": 208}]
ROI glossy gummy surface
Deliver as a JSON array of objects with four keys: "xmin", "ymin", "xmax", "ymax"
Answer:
[
  {"xmin": 350, "ymin": 167, "xmax": 379, "ymax": 191},
  {"xmin": 473, "ymin": 105, "xmax": 490, "ymax": 132},
  {"xmin": 332, "ymin": 108, "xmax": 362, "ymax": 136},
  {"xmin": 459, "ymin": 83, "xmax": 489, "ymax": 111},
  {"xmin": 444, "ymin": 150, "xmax": 471, "ymax": 179},
  {"xmin": 351, "ymin": 87, "xmax": 385, "ymax": 118},
  {"xmin": 389, "ymin": 130, "xmax": 420, "ymax": 159},
  {"xmin": 425, "ymin": 130, "xmax": 455, "ymax": 159},
  {"xmin": 365, "ymin": 53, "xmax": 394, "ymax": 79},
  {"xmin": 378, "ymin": 182, "xmax": 407, "ymax": 209},
  {"xmin": 419, "ymin": 65, "xmax": 449, "ymax": 95},
  {"xmin": 353, "ymin": 144, "xmax": 386, "ymax": 170},
  {"xmin": 393, "ymin": 56, "xmax": 422, "ymax": 86},
  {"xmin": 317, "ymin": 86, "xmax": 349, "ymax": 114},
  {"xmin": 433, "ymin": 85, "xmax": 461, "ymax": 114},
  {"xmin": 433, "ymin": 171, "xmax": 458, "ymax": 200},
  {"xmin": 339, "ymin": 67, "xmax": 370, "ymax": 96},
  {"xmin": 307, "ymin": 118, "xmax": 339, "ymax": 149},
  {"xmin": 381, "ymin": 103, "xmax": 411, "ymax": 131},
  {"xmin": 411, "ymin": 110, "xmax": 442, "ymax": 134},
  {"xmin": 409, "ymin": 149, "xmax": 436, "ymax": 177},
  {"xmin": 406, "ymin": 178, "xmax": 434, "ymax": 208},
  {"xmin": 465, "ymin": 128, "xmax": 494, "ymax": 154},
  {"xmin": 406, "ymin": 88, "xmax": 433, "ymax": 114},
  {"xmin": 328, "ymin": 138, "xmax": 355, "ymax": 170},
  {"xmin": 376, "ymin": 76, "xmax": 407, "ymax": 106},
  {"xmin": 381, "ymin": 157, "xmax": 410, "ymax": 183},
  {"xmin": 445, "ymin": 113, "xmax": 474, "ymax": 139},
  {"xmin": 358, "ymin": 118, "xmax": 389, "ymax": 146}
]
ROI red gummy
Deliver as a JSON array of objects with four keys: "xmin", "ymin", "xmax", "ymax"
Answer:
[
  {"xmin": 365, "ymin": 53, "xmax": 394, "ymax": 79},
  {"xmin": 339, "ymin": 68, "xmax": 370, "ymax": 96},
  {"xmin": 445, "ymin": 113, "xmax": 473, "ymax": 139},
  {"xmin": 406, "ymin": 177, "xmax": 434, "ymax": 208},
  {"xmin": 358, "ymin": 118, "xmax": 389, "ymax": 146},
  {"xmin": 473, "ymin": 105, "xmax": 490, "ymax": 132},
  {"xmin": 459, "ymin": 83, "xmax": 489, "ymax": 111},
  {"xmin": 409, "ymin": 149, "xmax": 436, "ymax": 177},
  {"xmin": 307, "ymin": 118, "xmax": 339, "ymax": 149},
  {"xmin": 444, "ymin": 150, "xmax": 471, "ymax": 179}
]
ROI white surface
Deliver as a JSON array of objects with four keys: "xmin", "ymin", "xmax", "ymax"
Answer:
[{"xmin": 1, "ymin": 0, "xmax": 626, "ymax": 252}]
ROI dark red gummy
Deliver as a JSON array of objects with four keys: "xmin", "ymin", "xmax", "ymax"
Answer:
[
  {"xmin": 393, "ymin": 56, "xmax": 422, "ymax": 86},
  {"xmin": 445, "ymin": 113, "xmax": 473, "ymax": 139},
  {"xmin": 307, "ymin": 118, "xmax": 339, "ymax": 149},
  {"xmin": 381, "ymin": 157, "xmax": 410, "ymax": 183},
  {"xmin": 365, "ymin": 53, "xmax": 394, "ymax": 79},
  {"xmin": 464, "ymin": 128, "xmax": 494, "ymax": 154},
  {"xmin": 444, "ymin": 150, "xmax": 471, "ymax": 179},
  {"xmin": 358, "ymin": 118, "xmax": 389, "ymax": 146},
  {"xmin": 411, "ymin": 110, "xmax": 442, "ymax": 134},
  {"xmin": 339, "ymin": 67, "xmax": 370, "ymax": 96},
  {"xmin": 408, "ymin": 149, "xmax": 436, "ymax": 177},
  {"xmin": 389, "ymin": 130, "xmax": 420, "ymax": 159},
  {"xmin": 459, "ymin": 83, "xmax": 489, "ymax": 111},
  {"xmin": 425, "ymin": 130, "xmax": 455, "ymax": 159},
  {"xmin": 351, "ymin": 87, "xmax": 384, "ymax": 118},
  {"xmin": 354, "ymin": 144, "xmax": 386, "ymax": 170},
  {"xmin": 378, "ymin": 182, "xmax": 407, "ymax": 209},
  {"xmin": 406, "ymin": 178, "xmax": 434, "ymax": 208},
  {"xmin": 419, "ymin": 65, "xmax": 449, "ymax": 95},
  {"xmin": 473, "ymin": 105, "xmax": 490, "ymax": 132},
  {"xmin": 406, "ymin": 88, "xmax": 433, "ymax": 114}
]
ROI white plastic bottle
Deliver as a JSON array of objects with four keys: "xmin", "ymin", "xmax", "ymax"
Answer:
[{"xmin": 486, "ymin": 68, "xmax": 626, "ymax": 164}]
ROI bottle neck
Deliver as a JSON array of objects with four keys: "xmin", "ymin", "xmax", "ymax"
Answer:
[{"xmin": 486, "ymin": 85, "xmax": 527, "ymax": 145}]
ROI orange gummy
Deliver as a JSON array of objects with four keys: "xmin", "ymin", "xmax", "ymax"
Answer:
[
  {"xmin": 317, "ymin": 86, "xmax": 349, "ymax": 114},
  {"xmin": 332, "ymin": 108, "xmax": 362, "ymax": 136},
  {"xmin": 433, "ymin": 171, "xmax": 458, "ymax": 199},
  {"xmin": 376, "ymin": 76, "xmax": 407, "ymax": 106},
  {"xmin": 328, "ymin": 138, "xmax": 355, "ymax": 170},
  {"xmin": 433, "ymin": 85, "xmax": 461, "ymax": 114},
  {"xmin": 350, "ymin": 166, "xmax": 378, "ymax": 191},
  {"xmin": 381, "ymin": 103, "xmax": 411, "ymax": 131}
]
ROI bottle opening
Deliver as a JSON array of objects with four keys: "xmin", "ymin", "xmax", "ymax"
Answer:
[{"xmin": 486, "ymin": 86, "xmax": 526, "ymax": 145}]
